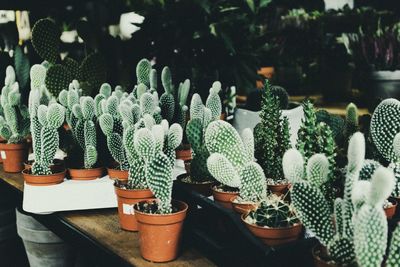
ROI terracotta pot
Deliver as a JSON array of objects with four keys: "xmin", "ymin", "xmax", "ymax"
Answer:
[
  {"xmin": 134, "ymin": 200, "xmax": 188, "ymax": 263},
  {"xmin": 0, "ymin": 138, "xmax": 5, "ymax": 163},
  {"xmin": 312, "ymin": 244, "xmax": 338, "ymax": 267},
  {"xmin": 176, "ymin": 174, "xmax": 214, "ymax": 197},
  {"xmin": 268, "ymin": 183, "xmax": 290, "ymax": 196},
  {"xmin": 385, "ymin": 199, "xmax": 397, "ymax": 219},
  {"xmin": 242, "ymin": 213, "xmax": 302, "ymax": 246},
  {"xmin": 114, "ymin": 186, "xmax": 153, "ymax": 231},
  {"xmin": 22, "ymin": 169, "xmax": 66, "ymax": 186},
  {"xmin": 230, "ymin": 196, "xmax": 258, "ymax": 215},
  {"xmin": 68, "ymin": 167, "xmax": 105, "ymax": 180},
  {"xmin": 175, "ymin": 144, "xmax": 192, "ymax": 161},
  {"xmin": 212, "ymin": 186, "xmax": 239, "ymax": 209},
  {"xmin": 0, "ymin": 142, "xmax": 28, "ymax": 173},
  {"xmin": 107, "ymin": 168, "xmax": 128, "ymax": 181}
]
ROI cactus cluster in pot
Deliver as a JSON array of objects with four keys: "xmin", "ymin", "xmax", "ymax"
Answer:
[
  {"xmin": 0, "ymin": 66, "xmax": 30, "ymax": 172},
  {"xmin": 23, "ymin": 90, "xmax": 66, "ymax": 185},
  {"xmin": 183, "ymin": 82, "xmax": 222, "ymax": 184},
  {"xmin": 254, "ymin": 80, "xmax": 291, "ymax": 188},
  {"xmin": 31, "ymin": 18, "xmax": 106, "ymax": 97},
  {"xmin": 205, "ymin": 120, "xmax": 266, "ymax": 206},
  {"xmin": 283, "ymin": 132, "xmax": 400, "ymax": 266}
]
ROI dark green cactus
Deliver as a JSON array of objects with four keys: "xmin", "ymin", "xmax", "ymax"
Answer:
[
  {"xmin": 31, "ymin": 18, "xmax": 60, "ymax": 64},
  {"xmin": 45, "ymin": 64, "xmax": 73, "ymax": 97},
  {"xmin": 270, "ymin": 85, "xmax": 289, "ymax": 110},
  {"xmin": 79, "ymin": 52, "xmax": 107, "ymax": 96},
  {"xmin": 14, "ymin": 45, "xmax": 30, "ymax": 91}
]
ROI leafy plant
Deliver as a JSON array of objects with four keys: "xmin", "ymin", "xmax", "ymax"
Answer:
[
  {"xmin": 0, "ymin": 66, "xmax": 30, "ymax": 143},
  {"xmin": 185, "ymin": 82, "xmax": 222, "ymax": 182},
  {"xmin": 205, "ymin": 120, "xmax": 266, "ymax": 202},
  {"xmin": 254, "ymin": 80, "xmax": 291, "ymax": 183}
]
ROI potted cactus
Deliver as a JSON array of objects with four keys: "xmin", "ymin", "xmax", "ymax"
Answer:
[
  {"xmin": 158, "ymin": 66, "xmax": 191, "ymax": 161},
  {"xmin": 31, "ymin": 18, "xmax": 106, "ymax": 98},
  {"xmin": 242, "ymin": 195, "xmax": 301, "ymax": 246},
  {"xmin": 130, "ymin": 125, "xmax": 186, "ymax": 263},
  {"xmin": 23, "ymin": 90, "xmax": 66, "ymax": 186},
  {"xmin": 0, "ymin": 66, "xmax": 30, "ymax": 173},
  {"xmin": 205, "ymin": 120, "xmax": 266, "ymax": 211},
  {"xmin": 254, "ymin": 79, "xmax": 291, "ymax": 195},
  {"xmin": 176, "ymin": 82, "xmax": 222, "ymax": 196},
  {"xmin": 283, "ymin": 132, "xmax": 398, "ymax": 266},
  {"xmin": 97, "ymin": 84, "xmax": 130, "ymax": 180}
]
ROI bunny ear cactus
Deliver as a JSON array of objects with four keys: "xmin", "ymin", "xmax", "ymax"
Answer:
[
  {"xmin": 206, "ymin": 81, "xmax": 222, "ymax": 120},
  {"xmin": 160, "ymin": 67, "xmax": 175, "ymax": 122},
  {"xmin": 31, "ymin": 18, "xmax": 60, "ymax": 64},
  {"xmin": 0, "ymin": 66, "xmax": 30, "ymax": 143},
  {"xmin": 30, "ymin": 100, "xmax": 65, "ymax": 175},
  {"xmin": 206, "ymin": 121, "xmax": 266, "ymax": 202},
  {"xmin": 344, "ymin": 103, "xmax": 359, "ymax": 140},
  {"xmin": 136, "ymin": 59, "xmax": 152, "ymax": 88}
]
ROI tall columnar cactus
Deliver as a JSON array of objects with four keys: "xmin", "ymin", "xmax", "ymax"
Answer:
[
  {"xmin": 29, "ymin": 64, "xmax": 51, "ymax": 106},
  {"xmin": 283, "ymin": 132, "xmax": 390, "ymax": 265},
  {"xmin": 316, "ymin": 109, "xmax": 344, "ymax": 142},
  {"xmin": 186, "ymin": 86, "xmax": 222, "ymax": 182},
  {"xmin": 0, "ymin": 66, "xmax": 30, "ymax": 143},
  {"xmin": 206, "ymin": 121, "xmax": 266, "ymax": 202},
  {"xmin": 71, "ymin": 96, "xmax": 98, "ymax": 169},
  {"xmin": 370, "ymin": 99, "xmax": 400, "ymax": 197},
  {"xmin": 254, "ymin": 79, "xmax": 291, "ymax": 182},
  {"xmin": 344, "ymin": 103, "xmax": 359, "ymax": 140},
  {"xmin": 136, "ymin": 58, "xmax": 152, "ymax": 88},
  {"xmin": 29, "ymin": 90, "xmax": 65, "ymax": 175}
]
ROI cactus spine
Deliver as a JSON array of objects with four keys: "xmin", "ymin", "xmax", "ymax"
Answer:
[{"xmin": 206, "ymin": 121, "xmax": 266, "ymax": 202}]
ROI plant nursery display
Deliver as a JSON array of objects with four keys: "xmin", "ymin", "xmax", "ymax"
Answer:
[
  {"xmin": 254, "ymin": 80, "xmax": 291, "ymax": 195},
  {"xmin": 0, "ymin": 66, "xmax": 30, "ymax": 173}
]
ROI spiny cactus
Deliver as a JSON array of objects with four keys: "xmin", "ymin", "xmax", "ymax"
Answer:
[
  {"xmin": 0, "ymin": 66, "xmax": 30, "ymax": 143},
  {"xmin": 359, "ymin": 159, "xmax": 381, "ymax": 181},
  {"xmin": 186, "ymin": 88, "xmax": 221, "ymax": 182},
  {"xmin": 254, "ymin": 79, "xmax": 291, "ymax": 182},
  {"xmin": 270, "ymin": 85, "xmax": 289, "ymax": 110},
  {"xmin": 206, "ymin": 121, "xmax": 266, "ymax": 202},
  {"xmin": 344, "ymin": 103, "xmax": 359, "ymax": 140},
  {"xmin": 30, "ymin": 90, "xmax": 65, "ymax": 175},
  {"xmin": 386, "ymin": 225, "xmax": 400, "ymax": 267},
  {"xmin": 31, "ymin": 18, "xmax": 60, "ymax": 64},
  {"xmin": 316, "ymin": 109, "xmax": 344, "ymax": 142},
  {"xmin": 284, "ymin": 132, "xmax": 393, "ymax": 266},
  {"xmin": 136, "ymin": 59, "xmax": 152, "ymax": 87}
]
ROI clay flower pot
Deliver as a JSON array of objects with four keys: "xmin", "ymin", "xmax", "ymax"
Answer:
[
  {"xmin": 107, "ymin": 168, "xmax": 129, "ymax": 181},
  {"xmin": 242, "ymin": 213, "xmax": 303, "ymax": 246},
  {"xmin": 385, "ymin": 199, "xmax": 397, "ymax": 219},
  {"xmin": 312, "ymin": 244, "xmax": 338, "ymax": 267},
  {"xmin": 22, "ymin": 169, "xmax": 66, "ymax": 186},
  {"xmin": 268, "ymin": 183, "xmax": 290, "ymax": 196},
  {"xmin": 230, "ymin": 196, "xmax": 258, "ymax": 215},
  {"xmin": 68, "ymin": 167, "xmax": 105, "ymax": 180},
  {"xmin": 114, "ymin": 185, "xmax": 153, "ymax": 231},
  {"xmin": 0, "ymin": 142, "xmax": 28, "ymax": 173},
  {"xmin": 175, "ymin": 174, "xmax": 214, "ymax": 197},
  {"xmin": 0, "ymin": 137, "xmax": 5, "ymax": 163},
  {"xmin": 212, "ymin": 186, "xmax": 239, "ymax": 209},
  {"xmin": 175, "ymin": 144, "xmax": 192, "ymax": 161},
  {"xmin": 134, "ymin": 200, "xmax": 188, "ymax": 263}
]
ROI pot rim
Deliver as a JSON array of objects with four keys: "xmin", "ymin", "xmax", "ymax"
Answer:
[
  {"xmin": 176, "ymin": 173, "xmax": 214, "ymax": 184},
  {"xmin": 134, "ymin": 200, "xmax": 188, "ymax": 217},
  {"xmin": 68, "ymin": 166, "xmax": 105, "ymax": 171},
  {"xmin": 241, "ymin": 212, "xmax": 302, "ymax": 231},
  {"xmin": 229, "ymin": 196, "xmax": 258, "ymax": 205},
  {"xmin": 370, "ymin": 70, "xmax": 400, "ymax": 80},
  {"xmin": 22, "ymin": 168, "xmax": 66, "ymax": 177},
  {"xmin": 0, "ymin": 142, "xmax": 27, "ymax": 149},
  {"xmin": 212, "ymin": 185, "xmax": 239, "ymax": 194}
]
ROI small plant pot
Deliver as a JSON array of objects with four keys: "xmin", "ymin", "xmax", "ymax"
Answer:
[
  {"xmin": 175, "ymin": 144, "xmax": 192, "ymax": 161},
  {"xmin": 230, "ymin": 196, "xmax": 258, "ymax": 215},
  {"xmin": 0, "ymin": 142, "xmax": 28, "ymax": 173},
  {"xmin": 312, "ymin": 244, "xmax": 338, "ymax": 267},
  {"xmin": 268, "ymin": 183, "xmax": 290, "ymax": 196},
  {"xmin": 212, "ymin": 186, "xmax": 239, "ymax": 209},
  {"xmin": 385, "ymin": 199, "xmax": 398, "ymax": 219},
  {"xmin": 242, "ymin": 213, "xmax": 303, "ymax": 246},
  {"xmin": 114, "ymin": 185, "xmax": 153, "ymax": 231},
  {"xmin": 107, "ymin": 168, "xmax": 129, "ymax": 181},
  {"xmin": 24, "ymin": 159, "xmax": 65, "ymax": 170},
  {"xmin": 22, "ymin": 168, "xmax": 66, "ymax": 186},
  {"xmin": 0, "ymin": 137, "xmax": 5, "ymax": 163},
  {"xmin": 176, "ymin": 174, "xmax": 214, "ymax": 197},
  {"xmin": 68, "ymin": 167, "xmax": 105, "ymax": 180},
  {"xmin": 134, "ymin": 200, "xmax": 188, "ymax": 263}
]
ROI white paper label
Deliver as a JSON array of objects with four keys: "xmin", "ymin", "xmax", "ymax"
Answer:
[
  {"xmin": 122, "ymin": 203, "xmax": 135, "ymax": 215},
  {"xmin": 1, "ymin": 151, "xmax": 6, "ymax": 159}
]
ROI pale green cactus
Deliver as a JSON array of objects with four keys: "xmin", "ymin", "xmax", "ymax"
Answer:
[
  {"xmin": 344, "ymin": 103, "xmax": 359, "ymax": 140},
  {"xmin": 205, "ymin": 121, "xmax": 266, "ymax": 202},
  {"xmin": 0, "ymin": 66, "xmax": 30, "ymax": 143},
  {"xmin": 136, "ymin": 59, "xmax": 152, "ymax": 87},
  {"xmin": 206, "ymin": 81, "xmax": 222, "ymax": 120},
  {"xmin": 387, "ymin": 226, "xmax": 400, "ymax": 267},
  {"xmin": 30, "ymin": 96, "xmax": 65, "ymax": 175}
]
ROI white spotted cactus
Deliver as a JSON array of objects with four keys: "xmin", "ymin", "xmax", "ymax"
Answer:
[
  {"xmin": 205, "ymin": 121, "xmax": 266, "ymax": 202},
  {"xmin": 58, "ymin": 81, "xmax": 80, "ymax": 131},
  {"xmin": 72, "ymin": 96, "xmax": 98, "ymax": 169},
  {"xmin": 30, "ymin": 90, "xmax": 65, "ymax": 175},
  {"xmin": 0, "ymin": 66, "xmax": 30, "ymax": 143}
]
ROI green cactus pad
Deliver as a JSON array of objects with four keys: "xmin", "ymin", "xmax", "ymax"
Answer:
[
  {"xmin": 63, "ymin": 57, "xmax": 79, "ymax": 79},
  {"xmin": 45, "ymin": 64, "xmax": 73, "ymax": 97},
  {"xmin": 31, "ymin": 18, "xmax": 60, "ymax": 64},
  {"xmin": 136, "ymin": 59, "xmax": 152, "ymax": 87},
  {"xmin": 207, "ymin": 153, "xmax": 241, "ymax": 188}
]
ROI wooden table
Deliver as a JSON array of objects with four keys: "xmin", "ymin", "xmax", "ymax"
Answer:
[{"xmin": 0, "ymin": 166, "xmax": 215, "ymax": 267}]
